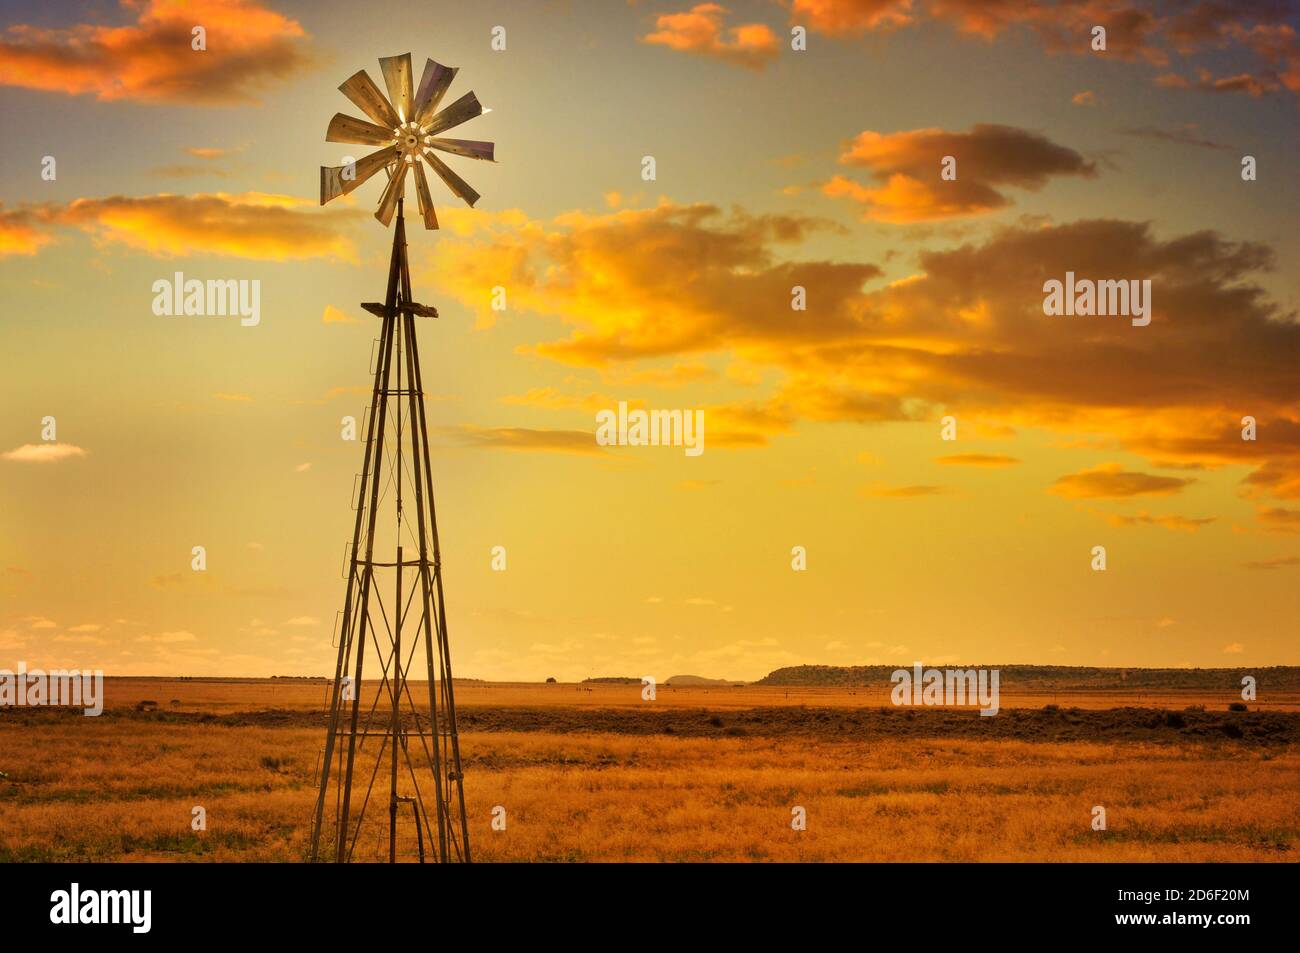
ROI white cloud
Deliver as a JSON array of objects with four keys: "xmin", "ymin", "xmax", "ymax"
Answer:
[{"xmin": 2, "ymin": 443, "xmax": 88, "ymax": 463}]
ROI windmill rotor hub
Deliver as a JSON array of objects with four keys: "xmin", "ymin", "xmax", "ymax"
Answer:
[
  {"xmin": 320, "ymin": 52, "xmax": 495, "ymax": 230},
  {"xmin": 396, "ymin": 122, "xmax": 424, "ymax": 155}
]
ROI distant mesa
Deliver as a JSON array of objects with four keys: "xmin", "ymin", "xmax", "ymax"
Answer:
[
  {"xmin": 757, "ymin": 664, "xmax": 1300, "ymax": 691},
  {"xmin": 582, "ymin": 676, "xmax": 642, "ymax": 685},
  {"xmin": 581, "ymin": 675, "xmax": 743, "ymax": 686},
  {"xmin": 665, "ymin": 674, "xmax": 742, "ymax": 687}
]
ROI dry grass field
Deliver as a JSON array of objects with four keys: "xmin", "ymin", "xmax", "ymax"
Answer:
[
  {"xmin": 60, "ymin": 676, "xmax": 1300, "ymax": 713},
  {"xmin": 1, "ymin": 678, "xmax": 1297, "ymax": 862}
]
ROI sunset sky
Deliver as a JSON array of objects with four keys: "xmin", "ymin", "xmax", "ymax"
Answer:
[{"xmin": 1, "ymin": 0, "xmax": 1297, "ymax": 681}]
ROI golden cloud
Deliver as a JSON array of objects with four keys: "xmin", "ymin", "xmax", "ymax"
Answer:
[
  {"xmin": 186, "ymin": 147, "xmax": 233, "ymax": 159},
  {"xmin": 800, "ymin": 1, "xmax": 1298, "ymax": 98},
  {"xmin": 643, "ymin": 3, "xmax": 780, "ymax": 70},
  {"xmin": 1049, "ymin": 463, "xmax": 1194, "ymax": 499},
  {"xmin": 1093, "ymin": 509, "xmax": 1216, "ymax": 532},
  {"xmin": 790, "ymin": 0, "xmax": 914, "ymax": 35},
  {"xmin": 1256, "ymin": 506, "xmax": 1300, "ymax": 534},
  {"xmin": 423, "ymin": 201, "xmax": 877, "ymax": 360},
  {"xmin": 1242, "ymin": 555, "xmax": 1300, "ymax": 570},
  {"xmin": 0, "ymin": 205, "xmax": 54, "ymax": 257},
  {"xmin": 442, "ymin": 425, "xmax": 608, "ymax": 456},
  {"xmin": 55, "ymin": 192, "xmax": 362, "ymax": 261},
  {"xmin": 825, "ymin": 124, "xmax": 1095, "ymax": 222},
  {"xmin": 322, "ymin": 305, "xmax": 359, "ymax": 325},
  {"xmin": 2, "ymin": 443, "xmax": 89, "ymax": 463},
  {"xmin": 0, "ymin": 0, "xmax": 312, "ymax": 104},
  {"xmin": 421, "ymin": 198, "xmax": 1300, "ymax": 527}
]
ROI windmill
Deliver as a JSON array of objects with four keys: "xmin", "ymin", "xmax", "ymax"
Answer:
[{"xmin": 309, "ymin": 53, "xmax": 493, "ymax": 863}]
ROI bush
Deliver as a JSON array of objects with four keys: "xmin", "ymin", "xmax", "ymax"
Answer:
[{"xmin": 1228, "ymin": 702, "xmax": 1248, "ymax": 712}]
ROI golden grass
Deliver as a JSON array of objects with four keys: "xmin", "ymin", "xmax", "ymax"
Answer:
[
  {"xmin": 87, "ymin": 677, "xmax": 1300, "ymax": 713},
  {"xmin": 1, "ymin": 712, "xmax": 1296, "ymax": 862}
]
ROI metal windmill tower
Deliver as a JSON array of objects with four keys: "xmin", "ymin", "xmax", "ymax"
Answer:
[{"xmin": 309, "ymin": 53, "xmax": 493, "ymax": 863}]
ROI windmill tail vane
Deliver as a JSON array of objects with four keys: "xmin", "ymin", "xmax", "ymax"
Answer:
[
  {"xmin": 320, "ymin": 52, "xmax": 495, "ymax": 230},
  {"xmin": 310, "ymin": 53, "xmax": 492, "ymax": 863}
]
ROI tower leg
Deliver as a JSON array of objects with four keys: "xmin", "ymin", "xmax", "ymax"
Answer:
[{"xmin": 310, "ymin": 200, "xmax": 471, "ymax": 862}]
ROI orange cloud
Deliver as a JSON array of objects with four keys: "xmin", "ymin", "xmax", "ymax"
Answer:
[
  {"xmin": 790, "ymin": 0, "xmax": 914, "ymax": 35},
  {"xmin": 186, "ymin": 147, "xmax": 233, "ymax": 159},
  {"xmin": 443, "ymin": 425, "xmax": 608, "ymax": 456},
  {"xmin": 55, "ymin": 192, "xmax": 362, "ymax": 261},
  {"xmin": 932, "ymin": 0, "xmax": 1167, "ymax": 61},
  {"xmin": 1242, "ymin": 457, "xmax": 1300, "ymax": 501},
  {"xmin": 0, "ymin": 0, "xmax": 312, "ymax": 104},
  {"xmin": 1093, "ymin": 509, "xmax": 1216, "ymax": 532},
  {"xmin": 422, "ymin": 201, "xmax": 878, "ymax": 363},
  {"xmin": 704, "ymin": 400, "xmax": 797, "ymax": 447},
  {"xmin": 643, "ymin": 3, "xmax": 779, "ymax": 70},
  {"xmin": 800, "ymin": 1, "xmax": 1299, "ymax": 98},
  {"xmin": 1174, "ymin": 67, "xmax": 1275, "ymax": 95},
  {"xmin": 422, "ymin": 198, "xmax": 1300, "ymax": 526},
  {"xmin": 824, "ymin": 124, "xmax": 1095, "ymax": 222},
  {"xmin": 0, "ymin": 204, "xmax": 54, "ymax": 257},
  {"xmin": 1257, "ymin": 507, "xmax": 1300, "ymax": 534},
  {"xmin": 1242, "ymin": 555, "xmax": 1300, "ymax": 570},
  {"xmin": 1049, "ymin": 464, "xmax": 1193, "ymax": 499},
  {"xmin": 2, "ymin": 443, "xmax": 89, "ymax": 463},
  {"xmin": 1122, "ymin": 123, "xmax": 1228, "ymax": 150},
  {"xmin": 322, "ymin": 305, "xmax": 359, "ymax": 325}
]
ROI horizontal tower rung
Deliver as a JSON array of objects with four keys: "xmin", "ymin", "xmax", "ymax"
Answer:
[{"xmin": 348, "ymin": 558, "xmax": 440, "ymax": 568}]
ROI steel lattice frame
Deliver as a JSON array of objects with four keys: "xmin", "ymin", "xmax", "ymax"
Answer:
[{"xmin": 310, "ymin": 52, "xmax": 491, "ymax": 862}]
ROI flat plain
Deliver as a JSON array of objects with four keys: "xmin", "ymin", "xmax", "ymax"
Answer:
[{"xmin": 1, "ymin": 678, "xmax": 1297, "ymax": 862}]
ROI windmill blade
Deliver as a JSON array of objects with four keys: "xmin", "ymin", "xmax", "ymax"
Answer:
[
  {"xmin": 378, "ymin": 53, "xmax": 413, "ymax": 123},
  {"xmin": 339, "ymin": 69, "xmax": 400, "ymax": 130},
  {"xmin": 410, "ymin": 160, "xmax": 439, "ymax": 230},
  {"xmin": 423, "ymin": 150, "xmax": 480, "ymax": 208},
  {"xmin": 428, "ymin": 138, "xmax": 494, "ymax": 162},
  {"xmin": 319, "ymin": 144, "xmax": 399, "ymax": 204},
  {"xmin": 327, "ymin": 113, "xmax": 395, "ymax": 146},
  {"xmin": 423, "ymin": 90, "xmax": 484, "ymax": 137},
  {"xmin": 413, "ymin": 59, "xmax": 457, "ymax": 126},
  {"xmin": 375, "ymin": 163, "xmax": 407, "ymax": 227}
]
